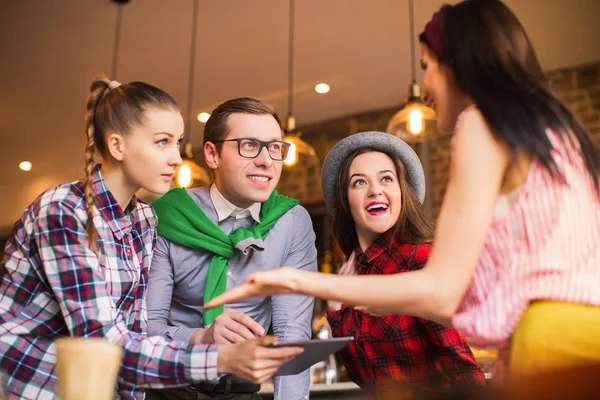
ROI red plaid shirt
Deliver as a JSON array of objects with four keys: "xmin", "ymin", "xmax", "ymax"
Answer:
[{"xmin": 327, "ymin": 230, "xmax": 485, "ymax": 394}]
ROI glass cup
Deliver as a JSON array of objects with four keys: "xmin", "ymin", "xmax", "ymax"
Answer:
[
  {"xmin": 0, "ymin": 369, "xmax": 7, "ymax": 400},
  {"xmin": 55, "ymin": 338, "xmax": 123, "ymax": 400}
]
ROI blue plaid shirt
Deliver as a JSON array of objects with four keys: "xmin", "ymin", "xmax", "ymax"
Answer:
[{"xmin": 0, "ymin": 166, "xmax": 218, "ymax": 399}]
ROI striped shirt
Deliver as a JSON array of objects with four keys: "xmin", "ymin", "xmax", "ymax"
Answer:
[
  {"xmin": 452, "ymin": 108, "xmax": 600, "ymax": 351},
  {"xmin": 0, "ymin": 165, "xmax": 218, "ymax": 399}
]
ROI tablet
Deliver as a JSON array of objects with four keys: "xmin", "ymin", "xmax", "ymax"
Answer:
[{"xmin": 269, "ymin": 336, "xmax": 354, "ymax": 376}]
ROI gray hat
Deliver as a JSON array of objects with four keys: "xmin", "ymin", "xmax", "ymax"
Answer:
[{"xmin": 321, "ymin": 131, "xmax": 425, "ymax": 215}]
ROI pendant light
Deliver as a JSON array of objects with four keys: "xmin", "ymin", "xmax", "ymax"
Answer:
[
  {"xmin": 175, "ymin": 0, "xmax": 209, "ymax": 188},
  {"xmin": 282, "ymin": 0, "xmax": 318, "ymax": 168},
  {"xmin": 386, "ymin": 0, "xmax": 437, "ymax": 142}
]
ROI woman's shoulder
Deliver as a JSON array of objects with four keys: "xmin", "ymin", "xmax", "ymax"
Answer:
[
  {"xmin": 30, "ymin": 180, "xmax": 86, "ymax": 217},
  {"xmin": 10, "ymin": 180, "xmax": 87, "ymax": 239},
  {"xmin": 454, "ymin": 105, "xmax": 490, "ymax": 138}
]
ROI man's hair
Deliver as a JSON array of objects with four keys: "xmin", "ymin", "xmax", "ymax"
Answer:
[{"xmin": 203, "ymin": 97, "xmax": 282, "ymax": 152}]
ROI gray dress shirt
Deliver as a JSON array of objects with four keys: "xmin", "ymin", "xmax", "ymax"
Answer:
[{"xmin": 147, "ymin": 186, "xmax": 317, "ymax": 400}]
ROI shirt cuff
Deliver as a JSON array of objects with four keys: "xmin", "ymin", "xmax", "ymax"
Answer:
[
  {"xmin": 186, "ymin": 344, "xmax": 220, "ymax": 383},
  {"xmin": 171, "ymin": 326, "xmax": 201, "ymax": 343}
]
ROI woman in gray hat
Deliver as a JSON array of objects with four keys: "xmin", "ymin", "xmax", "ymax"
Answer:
[{"xmin": 321, "ymin": 132, "xmax": 484, "ymax": 397}]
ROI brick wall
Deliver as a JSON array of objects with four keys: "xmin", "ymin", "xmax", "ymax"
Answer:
[
  {"xmin": 277, "ymin": 60, "xmax": 600, "ymax": 218},
  {"xmin": 548, "ymin": 63, "xmax": 600, "ymax": 140}
]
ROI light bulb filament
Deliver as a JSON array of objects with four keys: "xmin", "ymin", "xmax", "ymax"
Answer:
[
  {"xmin": 407, "ymin": 109, "xmax": 424, "ymax": 135},
  {"xmin": 283, "ymin": 143, "xmax": 298, "ymax": 167},
  {"xmin": 177, "ymin": 164, "xmax": 192, "ymax": 188}
]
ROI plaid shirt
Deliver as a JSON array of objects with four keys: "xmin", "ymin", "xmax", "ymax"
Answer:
[
  {"xmin": 0, "ymin": 166, "xmax": 218, "ymax": 399},
  {"xmin": 327, "ymin": 230, "xmax": 485, "ymax": 395}
]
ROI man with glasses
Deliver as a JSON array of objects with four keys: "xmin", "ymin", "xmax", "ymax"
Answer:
[{"xmin": 146, "ymin": 97, "xmax": 317, "ymax": 400}]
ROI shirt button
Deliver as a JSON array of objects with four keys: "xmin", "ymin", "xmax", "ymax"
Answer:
[
  {"xmin": 227, "ymin": 271, "xmax": 233, "ymax": 278},
  {"xmin": 133, "ymin": 281, "xmax": 139, "ymax": 288}
]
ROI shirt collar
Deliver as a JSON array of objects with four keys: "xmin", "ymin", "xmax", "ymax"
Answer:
[
  {"xmin": 209, "ymin": 184, "xmax": 261, "ymax": 223},
  {"xmin": 92, "ymin": 164, "xmax": 138, "ymax": 240},
  {"xmin": 355, "ymin": 228, "xmax": 396, "ymax": 265}
]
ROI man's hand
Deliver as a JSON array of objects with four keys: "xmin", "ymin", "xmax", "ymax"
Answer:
[
  {"xmin": 190, "ymin": 308, "xmax": 265, "ymax": 345},
  {"xmin": 217, "ymin": 336, "xmax": 303, "ymax": 384},
  {"xmin": 328, "ymin": 252, "xmax": 357, "ymax": 311}
]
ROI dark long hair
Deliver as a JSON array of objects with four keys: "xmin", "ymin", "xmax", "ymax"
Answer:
[
  {"xmin": 331, "ymin": 148, "xmax": 434, "ymax": 257},
  {"xmin": 420, "ymin": 0, "xmax": 600, "ymax": 191}
]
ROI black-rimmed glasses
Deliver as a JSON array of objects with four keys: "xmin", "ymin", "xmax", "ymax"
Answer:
[{"xmin": 212, "ymin": 138, "xmax": 291, "ymax": 161}]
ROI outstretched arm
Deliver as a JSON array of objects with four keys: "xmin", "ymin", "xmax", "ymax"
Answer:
[{"xmin": 207, "ymin": 108, "xmax": 508, "ymax": 325}]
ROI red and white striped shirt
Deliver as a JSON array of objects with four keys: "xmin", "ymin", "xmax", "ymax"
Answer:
[{"xmin": 451, "ymin": 108, "xmax": 600, "ymax": 351}]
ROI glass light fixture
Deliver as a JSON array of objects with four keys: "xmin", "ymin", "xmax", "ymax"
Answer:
[
  {"xmin": 283, "ymin": 135, "xmax": 317, "ymax": 167},
  {"xmin": 386, "ymin": 0, "xmax": 437, "ymax": 143},
  {"xmin": 283, "ymin": 140, "xmax": 298, "ymax": 167},
  {"xmin": 283, "ymin": 116, "xmax": 317, "ymax": 167},
  {"xmin": 387, "ymin": 83, "xmax": 436, "ymax": 142}
]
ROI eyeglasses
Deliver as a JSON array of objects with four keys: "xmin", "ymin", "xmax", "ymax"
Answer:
[{"xmin": 212, "ymin": 138, "xmax": 291, "ymax": 161}]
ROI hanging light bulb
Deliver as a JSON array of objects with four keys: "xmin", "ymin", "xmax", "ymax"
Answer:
[
  {"xmin": 176, "ymin": 158, "xmax": 210, "ymax": 188},
  {"xmin": 387, "ymin": 82, "xmax": 436, "ymax": 141},
  {"xmin": 283, "ymin": 134, "xmax": 317, "ymax": 167},
  {"xmin": 175, "ymin": 143, "xmax": 194, "ymax": 188},
  {"xmin": 408, "ymin": 109, "xmax": 424, "ymax": 135},
  {"xmin": 284, "ymin": 141, "xmax": 298, "ymax": 167},
  {"xmin": 177, "ymin": 162, "xmax": 193, "ymax": 188},
  {"xmin": 386, "ymin": 0, "xmax": 438, "ymax": 143},
  {"xmin": 283, "ymin": 115, "xmax": 317, "ymax": 168},
  {"xmin": 175, "ymin": 143, "xmax": 210, "ymax": 188}
]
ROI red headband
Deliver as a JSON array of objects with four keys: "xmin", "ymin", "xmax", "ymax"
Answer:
[{"xmin": 422, "ymin": 4, "xmax": 452, "ymax": 61}]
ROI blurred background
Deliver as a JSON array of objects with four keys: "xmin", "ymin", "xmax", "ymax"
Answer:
[{"xmin": 1, "ymin": 1, "xmax": 599, "ymax": 397}]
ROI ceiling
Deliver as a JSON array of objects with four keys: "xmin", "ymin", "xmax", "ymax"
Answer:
[{"xmin": 1, "ymin": 0, "xmax": 600, "ymax": 232}]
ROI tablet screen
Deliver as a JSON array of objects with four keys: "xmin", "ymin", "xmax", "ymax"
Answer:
[{"xmin": 269, "ymin": 337, "xmax": 354, "ymax": 376}]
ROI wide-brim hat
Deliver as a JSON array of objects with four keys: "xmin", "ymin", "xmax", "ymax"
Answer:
[{"xmin": 321, "ymin": 131, "xmax": 425, "ymax": 215}]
